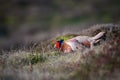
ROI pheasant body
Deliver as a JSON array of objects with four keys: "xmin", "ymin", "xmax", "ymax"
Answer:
[{"xmin": 54, "ymin": 32, "xmax": 105, "ymax": 53}]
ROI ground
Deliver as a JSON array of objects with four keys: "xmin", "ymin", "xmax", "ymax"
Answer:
[{"xmin": 0, "ymin": 24, "xmax": 120, "ymax": 80}]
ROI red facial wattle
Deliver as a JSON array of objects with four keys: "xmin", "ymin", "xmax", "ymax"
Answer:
[{"xmin": 55, "ymin": 41, "xmax": 60, "ymax": 49}]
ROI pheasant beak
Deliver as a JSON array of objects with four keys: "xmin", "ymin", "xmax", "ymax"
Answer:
[{"xmin": 54, "ymin": 44, "xmax": 56, "ymax": 48}]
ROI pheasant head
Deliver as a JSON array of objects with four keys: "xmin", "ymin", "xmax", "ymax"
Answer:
[{"xmin": 54, "ymin": 39, "xmax": 72, "ymax": 53}]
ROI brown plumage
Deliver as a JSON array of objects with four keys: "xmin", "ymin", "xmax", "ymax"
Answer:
[{"xmin": 60, "ymin": 42, "xmax": 72, "ymax": 53}]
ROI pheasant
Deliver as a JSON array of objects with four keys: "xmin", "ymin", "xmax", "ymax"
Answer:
[{"xmin": 54, "ymin": 32, "xmax": 105, "ymax": 53}]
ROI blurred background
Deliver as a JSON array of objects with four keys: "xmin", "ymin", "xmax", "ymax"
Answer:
[{"xmin": 0, "ymin": 0, "xmax": 120, "ymax": 51}]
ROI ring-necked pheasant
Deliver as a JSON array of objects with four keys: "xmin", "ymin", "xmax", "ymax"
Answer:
[{"xmin": 54, "ymin": 32, "xmax": 105, "ymax": 53}]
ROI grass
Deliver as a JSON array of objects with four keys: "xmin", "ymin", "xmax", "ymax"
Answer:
[
  {"xmin": 55, "ymin": 34, "xmax": 78, "ymax": 41},
  {"xmin": 0, "ymin": 24, "xmax": 120, "ymax": 80}
]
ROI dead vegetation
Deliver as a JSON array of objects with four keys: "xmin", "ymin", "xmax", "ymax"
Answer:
[{"xmin": 0, "ymin": 24, "xmax": 120, "ymax": 80}]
